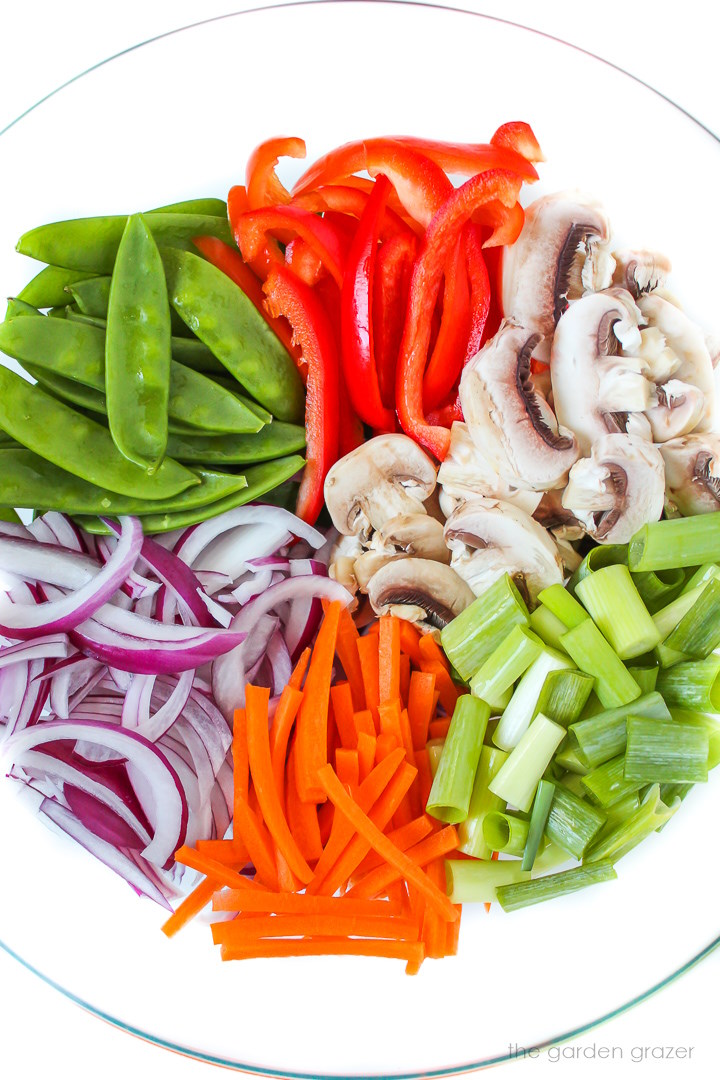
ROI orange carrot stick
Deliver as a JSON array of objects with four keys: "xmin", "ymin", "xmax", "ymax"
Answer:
[
  {"xmin": 378, "ymin": 699, "xmax": 404, "ymax": 745},
  {"xmin": 335, "ymin": 607, "xmax": 366, "ymax": 711},
  {"xmin": 330, "ymin": 681, "xmax": 358, "ymax": 749},
  {"xmin": 336, "ymin": 747, "xmax": 360, "ymax": 788},
  {"xmin": 288, "ymin": 646, "xmax": 312, "ymax": 690},
  {"xmin": 212, "ymin": 913, "xmax": 419, "ymax": 944},
  {"xmin": 346, "ymin": 825, "xmax": 459, "ymax": 900},
  {"xmin": 233, "ymin": 707, "xmax": 249, "ymax": 806},
  {"xmin": 378, "ymin": 616, "xmax": 401, "ymax": 704},
  {"xmin": 269, "ymin": 684, "xmax": 304, "ymax": 802},
  {"xmin": 445, "ymin": 903, "xmax": 462, "ymax": 955},
  {"xmin": 295, "ymin": 600, "xmax": 343, "ymax": 802},
  {"xmin": 285, "ymin": 743, "xmax": 324, "ymax": 861},
  {"xmin": 418, "ymin": 634, "xmax": 451, "ymax": 672},
  {"xmin": 357, "ymin": 731, "xmax": 377, "ymax": 781},
  {"xmin": 399, "ymin": 653, "xmax": 411, "ymax": 708},
  {"xmin": 212, "ymin": 890, "xmax": 404, "ymax": 916},
  {"xmin": 353, "ymin": 709, "xmax": 375, "ymax": 739},
  {"xmin": 196, "ymin": 838, "xmax": 249, "ymax": 866},
  {"xmin": 421, "ymin": 858, "xmax": 448, "ymax": 959},
  {"xmin": 356, "ymin": 633, "xmax": 380, "ymax": 728},
  {"xmin": 375, "ymin": 732, "xmax": 400, "ymax": 761},
  {"xmin": 232, "ymin": 796, "xmax": 280, "ymax": 890},
  {"xmin": 353, "ymin": 816, "xmax": 433, "ymax": 877},
  {"xmin": 399, "ymin": 620, "xmax": 422, "ymax": 666},
  {"xmin": 407, "ymin": 671, "xmax": 436, "ymax": 751},
  {"xmin": 414, "ymin": 748, "xmax": 433, "ymax": 808},
  {"xmin": 161, "ymin": 877, "xmax": 217, "ymax": 938},
  {"xmin": 275, "ymin": 847, "xmax": 300, "ymax": 893},
  {"xmin": 219, "ymin": 938, "xmax": 425, "ymax": 965},
  {"xmin": 174, "ymin": 846, "xmax": 265, "ymax": 892},
  {"xmin": 429, "ymin": 717, "xmax": 451, "ymax": 740}
]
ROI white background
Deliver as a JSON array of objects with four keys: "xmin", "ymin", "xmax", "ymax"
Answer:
[{"xmin": 0, "ymin": 2, "xmax": 718, "ymax": 1078}]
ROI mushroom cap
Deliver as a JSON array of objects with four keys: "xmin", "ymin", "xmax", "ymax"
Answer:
[
  {"xmin": 437, "ymin": 421, "xmax": 543, "ymax": 518},
  {"xmin": 460, "ymin": 320, "xmax": 579, "ymax": 492},
  {"xmin": 367, "ymin": 558, "xmax": 474, "ymax": 630},
  {"xmin": 659, "ymin": 433, "xmax": 720, "ymax": 515},
  {"xmin": 444, "ymin": 496, "xmax": 564, "ymax": 604},
  {"xmin": 562, "ymin": 433, "xmax": 665, "ymax": 544},
  {"xmin": 372, "ymin": 513, "xmax": 450, "ymax": 563},
  {"xmin": 324, "ymin": 434, "xmax": 437, "ymax": 540},
  {"xmin": 501, "ymin": 191, "xmax": 611, "ymax": 338},
  {"xmin": 611, "ymin": 249, "xmax": 672, "ymax": 298},
  {"xmin": 645, "ymin": 380, "xmax": 705, "ymax": 442}
]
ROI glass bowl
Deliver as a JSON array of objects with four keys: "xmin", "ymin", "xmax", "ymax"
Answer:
[{"xmin": 1, "ymin": 4, "xmax": 719, "ymax": 1076}]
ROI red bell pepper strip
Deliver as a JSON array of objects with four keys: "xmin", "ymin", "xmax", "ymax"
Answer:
[
  {"xmin": 245, "ymin": 136, "xmax": 306, "ymax": 210},
  {"xmin": 263, "ymin": 266, "xmax": 339, "ymax": 525},
  {"xmin": 314, "ymin": 277, "xmax": 365, "ymax": 456},
  {"xmin": 392, "ymin": 135, "xmax": 539, "ymax": 182},
  {"xmin": 473, "ymin": 199, "xmax": 525, "ymax": 247},
  {"xmin": 491, "ymin": 121, "xmax": 545, "ymax": 164},
  {"xmin": 235, "ymin": 206, "xmax": 346, "ymax": 288},
  {"xmin": 191, "ymin": 235, "xmax": 304, "ymax": 377},
  {"xmin": 464, "ymin": 223, "xmax": 491, "ymax": 360},
  {"xmin": 374, "ymin": 232, "xmax": 417, "ymax": 409},
  {"xmin": 395, "ymin": 169, "xmax": 523, "ymax": 460},
  {"xmin": 227, "ymin": 184, "xmax": 277, "ymax": 280},
  {"xmin": 340, "ymin": 175, "xmax": 396, "ymax": 431},
  {"xmin": 285, "ymin": 237, "xmax": 325, "ymax": 286},
  {"xmin": 292, "ymin": 185, "xmax": 412, "ymax": 240},
  {"xmin": 426, "ymin": 394, "xmax": 464, "ymax": 429},
  {"xmin": 422, "ymin": 230, "xmax": 472, "ymax": 413}
]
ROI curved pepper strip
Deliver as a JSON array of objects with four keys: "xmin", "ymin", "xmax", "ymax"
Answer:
[
  {"xmin": 285, "ymin": 237, "xmax": 325, "ymax": 287},
  {"xmin": 473, "ymin": 199, "xmax": 525, "ymax": 247},
  {"xmin": 395, "ymin": 169, "xmax": 523, "ymax": 460},
  {"xmin": 263, "ymin": 266, "xmax": 339, "ymax": 525},
  {"xmin": 245, "ymin": 136, "xmax": 307, "ymax": 210},
  {"xmin": 340, "ymin": 175, "xmax": 396, "ymax": 431},
  {"xmin": 314, "ymin": 277, "xmax": 365, "ymax": 456},
  {"xmin": 392, "ymin": 135, "xmax": 539, "ymax": 182},
  {"xmin": 235, "ymin": 206, "xmax": 346, "ymax": 288},
  {"xmin": 292, "ymin": 185, "xmax": 412, "ymax": 241},
  {"xmin": 422, "ymin": 230, "xmax": 472, "ymax": 412},
  {"xmin": 426, "ymin": 395, "xmax": 464, "ymax": 429},
  {"xmin": 374, "ymin": 231, "xmax": 417, "ymax": 409},
  {"xmin": 228, "ymin": 183, "xmax": 276, "ymax": 280},
  {"xmin": 463, "ymin": 223, "xmax": 491, "ymax": 359},
  {"xmin": 491, "ymin": 121, "xmax": 545, "ymax": 163}
]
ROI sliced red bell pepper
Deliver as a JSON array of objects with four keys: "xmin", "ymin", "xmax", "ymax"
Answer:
[
  {"xmin": 374, "ymin": 231, "xmax": 417, "ymax": 410},
  {"xmin": 263, "ymin": 266, "xmax": 340, "ymax": 525},
  {"xmin": 285, "ymin": 237, "xmax": 325, "ymax": 287},
  {"xmin": 340, "ymin": 175, "xmax": 396, "ymax": 431},
  {"xmin": 292, "ymin": 185, "xmax": 411, "ymax": 241},
  {"xmin": 227, "ymin": 183, "xmax": 277, "ymax": 280},
  {"xmin": 422, "ymin": 230, "xmax": 472, "ymax": 413},
  {"xmin": 464, "ymin": 223, "xmax": 491, "ymax": 360},
  {"xmin": 314, "ymin": 277, "xmax": 365, "ymax": 456},
  {"xmin": 395, "ymin": 169, "xmax": 523, "ymax": 460},
  {"xmin": 392, "ymin": 135, "xmax": 539, "ymax": 182},
  {"xmin": 245, "ymin": 136, "xmax": 306, "ymax": 210},
  {"xmin": 473, "ymin": 199, "xmax": 525, "ymax": 247},
  {"xmin": 235, "ymin": 205, "xmax": 346, "ymax": 288},
  {"xmin": 426, "ymin": 394, "xmax": 464, "ymax": 429},
  {"xmin": 491, "ymin": 121, "xmax": 545, "ymax": 164}
]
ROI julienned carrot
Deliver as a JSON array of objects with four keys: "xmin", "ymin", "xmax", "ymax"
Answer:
[
  {"xmin": 233, "ymin": 708, "xmax": 249, "ymax": 807},
  {"xmin": 378, "ymin": 699, "xmax": 404, "ymax": 746},
  {"xmin": 445, "ymin": 903, "xmax": 462, "ymax": 955},
  {"xmin": 407, "ymin": 671, "xmax": 436, "ymax": 751},
  {"xmin": 162, "ymin": 877, "xmax": 217, "ymax": 938},
  {"xmin": 295, "ymin": 600, "xmax": 343, "ymax": 802},
  {"xmin": 357, "ymin": 731, "xmax": 376, "ymax": 780},
  {"xmin": 196, "ymin": 838, "xmax": 249, "ymax": 865},
  {"xmin": 288, "ymin": 646, "xmax": 312, "ymax": 690},
  {"xmin": 276, "ymin": 848, "xmax": 299, "ymax": 893},
  {"xmin": 269, "ymin": 683, "xmax": 304, "ymax": 802},
  {"xmin": 335, "ymin": 748, "xmax": 360, "ymax": 787},
  {"xmin": 356, "ymin": 633, "xmax": 380, "ymax": 723},
  {"xmin": 335, "ymin": 605, "xmax": 366, "ymax": 711},
  {"xmin": 212, "ymin": 913, "xmax": 420, "ymax": 944},
  {"xmin": 376, "ymin": 732, "xmax": 401, "ymax": 760},
  {"xmin": 399, "ymin": 653, "xmax": 411, "ymax": 705},
  {"xmin": 353, "ymin": 709, "xmax": 375, "ymax": 739},
  {"xmin": 220, "ymin": 939, "xmax": 425, "ymax": 965},
  {"xmin": 212, "ymin": 889, "xmax": 404, "ymax": 916},
  {"xmin": 174, "ymin": 846, "xmax": 265, "ymax": 893},
  {"xmin": 233, "ymin": 797, "xmax": 280, "ymax": 890},
  {"xmin": 246, "ymin": 684, "xmax": 313, "ymax": 884},
  {"xmin": 418, "ymin": 634, "xmax": 451, "ymax": 673},
  {"xmin": 285, "ymin": 743, "xmax": 324, "ymax": 861},
  {"xmin": 414, "ymin": 748, "xmax": 434, "ymax": 808},
  {"xmin": 353, "ymin": 816, "xmax": 433, "ymax": 877},
  {"xmin": 429, "ymin": 717, "xmax": 452, "ymax": 741},
  {"xmin": 418, "ymin": 637, "xmax": 460, "ymax": 714},
  {"xmin": 421, "ymin": 859, "xmax": 448, "ymax": 959},
  {"xmin": 378, "ymin": 615, "xmax": 401, "ymax": 704},
  {"xmin": 330, "ymin": 681, "xmax": 358, "ymax": 749},
  {"xmin": 399, "ymin": 620, "xmax": 422, "ymax": 667},
  {"xmin": 346, "ymin": 825, "xmax": 459, "ymax": 900}
]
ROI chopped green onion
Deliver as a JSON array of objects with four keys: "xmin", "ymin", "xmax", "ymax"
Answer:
[
  {"xmin": 553, "ymin": 745, "xmax": 590, "ymax": 775},
  {"xmin": 493, "ymin": 647, "xmax": 575, "ymax": 750},
  {"xmin": 626, "ymin": 665, "xmax": 658, "ymax": 694},
  {"xmin": 624, "ymin": 716, "xmax": 709, "ymax": 784},
  {"xmin": 528, "ymin": 604, "xmax": 570, "ymax": 653},
  {"xmin": 629, "ymin": 513, "xmax": 720, "ymax": 572},
  {"xmin": 584, "ymin": 784, "xmax": 679, "ymax": 863},
  {"xmin": 683, "ymin": 563, "xmax": 720, "ymax": 592},
  {"xmin": 575, "ymin": 565, "xmax": 661, "ymax": 660},
  {"xmin": 445, "ymin": 858, "xmax": 530, "ymax": 904},
  {"xmin": 441, "ymin": 574, "xmax": 529, "ymax": 681},
  {"xmin": 652, "ymin": 583, "xmax": 708, "ymax": 641},
  {"xmin": 482, "ymin": 811, "xmax": 530, "ymax": 856},
  {"xmin": 533, "ymin": 669, "xmax": 594, "ymax": 726},
  {"xmin": 670, "ymin": 710, "xmax": 720, "ymax": 769},
  {"xmin": 654, "ymin": 641, "xmax": 688, "ymax": 669},
  {"xmin": 568, "ymin": 544, "xmax": 628, "ymax": 594},
  {"xmin": 555, "ymin": 769, "xmax": 588, "ymax": 798},
  {"xmin": 496, "ymin": 861, "xmax": 616, "ymax": 912},
  {"xmin": 537, "ymin": 583, "xmax": 588, "ymax": 628},
  {"xmin": 544, "ymin": 785, "xmax": 607, "ymax": 859},
  {"xmin": 657, "ymin": 655, "xmax": 720, "ymax": 712},
  {"xmin": 659, "ymin": 781, "xmax": 694, "ymax": 806},
  {"xmin": 580, "ymin": 755, "xmax": 643, "ymax": 808},
  {"xmin": 663, "ymin": 579, "xmax": 720, "ymax": 659},
  {"xmin": 568, "ymin": 691, "xmax": 671, "ymax": 768},
  {"xmin": 522, "ymin": 779, "xmax": 555, "ymax": 871},
  {"xmin": 489, "ymin": 713, "xmax": 565, "ymax": 813},
  {"xmin": 532, "ymin": 842, "xmax": 574, "ymax": 872},
  {"xmin": 469, "ymin": 625, "xmax": 543, "ymax": 709},
  {"xmin": 426, "ymin": 738, "xmax": 445, "ymax": 777},
  {"xmin": 631, "ymin": 567, "xmax": 686, "ymax": 613},
  {"xmin": 601, "ymin": 791, "xmax": 641, "ymax": 831},
  {"xmin": 560, "ymin": 619, "xmax": 640, "ymax": 708},
  {"xmin": 458, "ymin": 745, "xmax": 507, "ymax": 859},
  {"xmin": 426, "ymin": 697, "xmax": 490, "ymax": 823}
]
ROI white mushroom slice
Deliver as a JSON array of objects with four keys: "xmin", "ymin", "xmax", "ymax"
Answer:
[
  {"xmin": 437, "ymin": 421, "xmax": 543, "ymax": 518},
  {"xmin": 629, "ymin": 326, "xmax": 681, "ymax": 384},
  {"xmin": 645, "ymin": 380, "xmax": 705, "ymax": 442},
  {"xmin": 354, "ymin": 550, "xmax": 394, "ymax": 592},
  {"xmin": 354, "ymin": 514, "xmax": 450, "ymax": 593},
  {"xmin": 533, "ymin": 489, "xmax": 585, "ymax": 541},
  {"xmin": 611, "ymin": 249, "xmax": 671, "ymax": 298},
  {"xmin": 444, "ymin": 497, "xmax": 564, "ymax": 604},
  {"xmin": 367, "ymin": 558, "xmax": 475, "ymax": 631},
  {"xmin": 324, "ymin": 434, "xmax": 436, "ymax": 540},
  {"xmin": 501, "ymin": 191, "xmax": 611, "ymax": 338},
  {"xmin": 460, "ymin": 321, "xmax": 579, "ymax": 492},
  {"xmin": 638, "ymin": 294, "xmax": 716, "ymax": 431},
  {"xmin": 659, "ymin": 434, "xmax": 720, "ymax": 515},
  {"xmin": 550, "ymin": 289, "xmax": 654, "ymax": 457},
  {"xmin": 328, "ymin": 534, "xmax": 363, "ymax": 595},
  {"xmin": 562, "ymin": 433, "xmax": 665, "ymax": 544},
  {"xmin": 581, "ymin": 241, "xmax": 616, "ymax": 293}
]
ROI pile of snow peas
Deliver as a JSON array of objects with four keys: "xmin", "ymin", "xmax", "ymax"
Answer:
[{"xmin": 0, "ymin": 199, "xmax": 307, "ymax": 532}]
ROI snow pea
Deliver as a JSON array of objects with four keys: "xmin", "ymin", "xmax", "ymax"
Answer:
[
  {"xmin": 147, "ymin": 197, "xmax": 227, "ymax": 216},
  {"xmin": 17, "ymin": 265, "xmax": 96, "ymax": 308},
  {"xmin": 0, "ymin": 367, "xmax": 198, "ymax": 499},
  {"xmin": 161, "ymin": 247, "xmax": 305, "ymax": 423},
  {"xmin": 0, "ymin": 317, "xmax": 263, "ymax": 434},
  {"xmin": 105, "ymin": 214, "xmax": 172, "ymax": 472},
  {"xmin": 16, "ymin": 213, "xmax": 232, "ymax": 275},
  {"xmin": 5, "ymin": 298, "xmax": 40, "ymax": 319},
  {"xmin": 0, "ymin": 448, "xmax": 246, "ymax": 515},
  {"xmin": 77, "ymin": 454, "xmax": 304, "ymax": 534},
  {"xmin": 166, "ymin": 421, "xmax": 306, "ymax": 464},
  {"xmin": 25, "ymin": 364, "xmax": 108, "ymax": 415},
  {"xmin": 0, "ymin": 507, "xmax": 21, "ymax": 524},
  {"xmin": 66, "ymin": 304, "xmax": 223, "ymax": 366},
  {"xmin": 69, "ymin": 277, "xmax": 196, "ymax": 339}
]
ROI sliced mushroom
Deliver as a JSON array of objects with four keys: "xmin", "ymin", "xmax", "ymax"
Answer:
[
  {"xmin": 328, "ymin": 533, "xmax": 363, "ymax": 595},
  {"xmin": 324, "ymin": 434, "xmax": 436, "ymax": 541},
  {"xmin": 437, "ymin": 421, "xmax": 543, "ymax": 518},
  {"xmin": 367, "ymin": 558, "xmax": 474, "ymax": 631},
  {"xmin": 628, "ymin": 325, "xmax": 681, "ymax": 384},
  {"xmin": 659, "ymin": 433, "xmax": 720, "ymax": 515},
  {"xmin": 611, "ymin": 249, "xmax": 671, "ymax": 298},
  {"xmin": 460, "ymin": 320, "xmax": 579, "ymax": 492},
  {"xmin": 550, "ymin": 289, "xmax": 654, "ymax": 456},
  {"xmin": 562, "ymin": 433, "xmax": 665, "ymax": 544},
  {"xmin": 532, "ymin": 489, "xmax": 585, "ymax": 542},
  {"xmin": 501, "ymin": 191, "xmax": 612, "ymax": 338},
  {"xmin": 444, "ymin": 497, "xmax": 564, "ymax": 604},
  {"xmin": 354, "ymin": 515, "xmax": 450, "ymax": 592},
  {"xmin": 645, "ymin": 380, "xmax": 705, "ymax": 442}
]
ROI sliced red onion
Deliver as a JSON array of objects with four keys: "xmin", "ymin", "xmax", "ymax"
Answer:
[
  {"xmin": 0, "ymin": 520, "xmax": 33, "ymax": 540},
  {"xmin": 26, "ymin": 517, "xmax": 59, "ymax": 545},
  {"xmin": 0, "ymin": 537, "xmax": 100, "ymax": 590},
  {"xmin": 195, "ymin": 570, "xmax": 233, "ymax": 591},
  {"xmin": 266, "ymin": 629, "xmax": 292, "ymax": 696},
  {"xmin": 5, "ymin": 657, "xmax": 47, "ymax": 738},
  {"xmin": 0, "ymin": 517, "xmax": 143, "ymax": 640},
  {"xmin": 108, "ymin": 666, "xmax": 133, "ymax": 693},
  {"xmin": 0, "ymin": 634, "xmax": 69, "ymax": 669},
  {"xmin": 40, "ymin": 512, "xmax": 86, "ymax": 553},
  {"xmin": 134, "ymin": 669, "xmax": 193, "ymax": 743},
  {"xmin": 232, "ymin": 568, "xmax": 273, "ymax": 606},
  {"xmin": 65, "ymin": 664, "xmax": 106, "ymax": 716},
  {"xmin": 121, "ymin": 674, "xmax": 155, "ymax": 729},
  {"xmin": 156, "ymin": 737, "xmax": 210, "ymax": 848},
  {"xmin": 246, "ymin": 556, "xmax": 291, "ymax": 571},
  {"xmin": 172, "ymin": 717, "xmax": 215, "ymax": 803},
  {"xmin": 210, "ymin": 780, "xmax": 231, "ymax": 842},
  {"xmin": 0, "ymin": 660, "xmax": 29, "ymax": 729},
  {"xmin": 133, "ymin": 595, "xmax": 155, "ymax": 620}
]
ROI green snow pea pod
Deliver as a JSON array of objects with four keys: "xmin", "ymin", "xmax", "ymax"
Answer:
[
  {"xmin": 17, "ymin": 265, "xmax": 96, "ymax": 308},
  {"xmin": 147, "ymin": 198, "xmax": 227, "ymax": 216},
  {"xmin": 166, "ymin": 421, "xmax": 306, "ymax": 464},
  {"xmin": 16, "ymin": 213, "xmax": 232, "ymax": 275},
  {"xmin": 0, "ymin": 448, "xmax": 246, "ymax": 516},
  {"xmin": 47, "ymin": 307, "xmax": 67, "ymax": 318},
  {"xmin": 105, "ymin": 214, "xmax": 172, "ymax": 471},
  {"xmin": 0, "ymin": 507, "xmax": 22, "ymax": 523},
  {"xmin": 5, "ymin": 298, "xmax": 40, "ymax": 320},
  {"xmin": 66, "ymin": 305, "xmax": 224, "ymax": 369},
  {"xmin": 69, "ymin": 277, "xmax": 195, "ymax": 339},
  {"xmin": 161, "ymin": 247, "xmax": 304, "ymax": 423},
  {"xmin": 0, "ymin": 368, "xmax": 198, "ymax": 500},
  {"xmin": 25, "ymin": 364, "xmax": 108, "ymax": 415}
]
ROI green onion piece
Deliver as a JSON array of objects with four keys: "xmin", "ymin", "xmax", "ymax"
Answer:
[
  {"xmin": 489, "ymin": 713, "xmax": 566, "ymax": 813},
  {"xmin": 602, "ymin": 791, "xmax": 641, "ymax": 830},
  {"xmin": 482, "ymin": 811, "xmax": 530, "ymax": 857},
  {"xmin": 580, "ymin": 755, "xmax": 643, "ymax": 808},
  {"xmin": 533, "ymin": 669, "xmax": 594, "ymax": 726},
  {"xmin": 624, "ymin": 716, "xmax": 709, "ymax": 784},
  {"xmin": 457, "ymin": 745, "xmax": 508, "ymax": 859},
  {"xmin": 544, "ymin": 785, "xmax": 607, "ymax": 859},
  {"xmin": 663, "ymin": 579, "xmax": 720, "ymax": 659},
  {"xmin": 553, "ymin": 745, "xmax": 590, "ymax": 775},
  {"xmin": 522, "ymin": 779, "xmax": 555, "ymax": 871},
  {"xmin": 659, "ymin": 781, "xmax": 694, "ymax": 805},
  {"xmin": 426, "ymin": 697, "xmax": 490, "ymax": 823},
  {"xmin": 683, "ymin": 563, "xmax": 720, "ymax": 592},
  {"xmin": 567, "ymin": 544, "xmax": 628, "ymax": 593},
  {"xmin": 555, "ymin": 769, "xmax": 587, "ymax": 798},
  {"xmin": 657, "ymin": 655, "xmax": 720, "ymax": 712},
  {"xmin": 496, "ymin": 861, "xmax": 616, "ymax": 912},
  {"xmin": 584, "ymin": 784, "xmax": 679, "ymax": 863},
  {"xmin": 445, "ymin": 858, "xmax": 530, "ymax": 904},
  {"xmin": 631, "ymin": 567, "xmax": 686, "ymax": 613},
  {"xmin": 441, "ymin": 574, "xmax": 529, "ymax": 682},
  {"xmin": 654, "ymin": 641, "xmax": 688, "ymax": 669},
  {"xmin": 532, "ymin": 842, "xmax": 574, "ymax": 873},
  {"xmin": 575, "ymin": 564, "xmax": 661, "ymax": 660},
  {"xmin": 670, "ymin": 710, "xmax": 720, "ymax": 770},
  {"xmin": 493, "ymin": 647, "xmax": 575, "ymax": 750},
  {"xmin": 426, "ymin": 739, "xmax": 445, "ymax": 778},
  {"xmin": 629, "ymin": 513, "xmax": 720, "ymax": 572},
  {"xmin": 652, "ymin": 583, "xmax": 709, "ymax": 642},
  {"xmin": 469, "ymin": 625, "xmax": 544, "ymax": 709},
  {"xmin": 568, "ymin": 691, "xmax": 671, "ymax": 768},
  {"xmin": 560, "ymin": 619, "xmax": 640, "ymax": 709},
  {"xmin": 626, "ymin": 665, "xmax": 658, "ymax": 694},
  {"xmin": 528, "ymin": 604, "xmax": 570, "ymax": 653},
  {"xmin": 537, "ymin": 583, "xmax": 588, "ymax": 628}
]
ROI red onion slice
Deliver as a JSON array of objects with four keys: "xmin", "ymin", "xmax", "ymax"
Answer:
[
  {"xmin": 175, "ymin": 506, "xmax": 324, "ymax": 577},
  {"xmin": 135, "ymin": 669, "xmax": 193, "ymax": 743},
  {"xmin": 0, "ymin": 538, "xmax": 100, "ymax": 589},
  {"xmin": 41, "ymin": 512, "xmax": 86, "ymax": 553},
  {"xmin": 0, "ymin": 634, "xmax": 69, "ymax": 669},
  {"xmin": 121, "ymin": 674, "xmax": 155, "ymax": 729}
]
